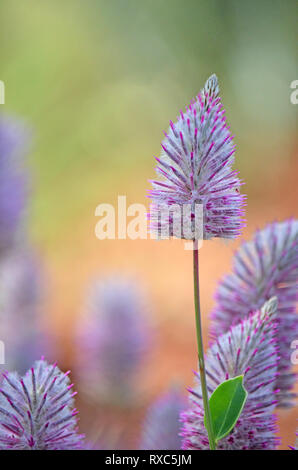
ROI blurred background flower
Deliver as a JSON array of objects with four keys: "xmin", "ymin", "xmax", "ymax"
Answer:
[
  {"xmin": 139, "ymin": 386, "xmax": 186, "ymax": 450},
  {"xmin": 0, "ymin": 115, "xmax": 28, "ymax": 255},
  {"xmin": 76, "ymin": 276, "xmax": 151, "ymax": 406},
  {"xmin": 0, "ymin": 248, "xmax": 51, "ymax": 378}
]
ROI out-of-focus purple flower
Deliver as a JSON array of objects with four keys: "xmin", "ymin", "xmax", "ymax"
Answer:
[
  {"xmin": 0, "ymin": 115, "xmax": 28, "ymax": 254},
  {"xmin": 148, "ymin": 74, "xmax": 245, "ymax": 240},
  {"xmin": 181, "ymin": 298, "xmax": 280, "ymax": 450},
  {"xmin": 0, "ymin": 249, "xmax": 48, "ymax": 377},
  {"xmin": 211, "ymin": 219, "xmax": 298, "ymax": 407},
  {"xmin": 140, "ymin": 388, "xmax": 186, "ymax": 450},
  {"xmin": 0, "ymin": 359, "xmax": 84, "ymax": 449},
  {"xmin": 76, "ymin": 276, "xmax": 150, "ymax": 405}
]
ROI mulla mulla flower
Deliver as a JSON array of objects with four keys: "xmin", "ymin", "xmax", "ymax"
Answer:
[
  {"xmin": 0, "ymin": 115, "xmax": 28, "ymax": 254},
  {"xmin": 211, "ymin": 219, "xmax": 298, "ymax": 407},
  {"xmin": 181, "ymin": 297, "xmax": 280, "ymax": 450},
  {"xmin": 140, "ymin": 388, "xmax": 186, "ymax": 450},
  {"xmin": 76, "ymin": 276, "xmax": 150, "ymax": 405},
  {"xmin": 148, "ymin": 74, "xmax": 246, "ymax": 240},
  {"xmin": 148, "ymin": 75, "xmax": 246, "ymax": 449},
  {"xmin": 0, "ymin": 359, "xmax": 84, "ymax": 450}
]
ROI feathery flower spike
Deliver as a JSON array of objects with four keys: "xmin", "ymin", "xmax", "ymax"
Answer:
[
  {"xmin": 140, "ymin": 388, "xmax": 186, "ymax": 450},
  {"xmin": 0, "ymin": 359, "xmax": 84, "ymax": 450},
  {"xmin": 211, "ymin": 219, "xmax": 298, "ymax": 407},
  {"xmin": 181, "ymin": 298, "xmax": 280, "ymax": 450},
  {"xmin": 148, "ymin": 74, "xmax": 246, "ymax": 240}
]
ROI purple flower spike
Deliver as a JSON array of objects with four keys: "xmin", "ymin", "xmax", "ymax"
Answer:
[
  {"xmin": 76, "ymin": 276, "xmax": 150, "ymax": 405},
  {"xmin": 0, "ymin": 359, "xmax": 84, "ymax": 450},
  {"xmin": 0, "ymin": 115, "xmax": 28, "ymax": 254},
  {"xmin": 211, "ymin": 219, "xmax": 298, "ymax": 407},
  {"xmin": 140, "ymin": 388, "xmax": 186, "ymax": 450},
  {"xmin": 181, "ymin": 298, "xmax": 280, "ymax": 450},
  {"xmin": 149, "ymin": 75, "xmax": 246, "ymax": 240}
]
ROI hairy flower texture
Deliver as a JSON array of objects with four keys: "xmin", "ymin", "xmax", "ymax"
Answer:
[
  {"xmin": 148, "ymin": 74, "xmax": 245, "ymax": 240},
  {"xmin": 140, "ymin": 388, "xmax": 186, "ymax": 450},
  {"xmin": 0, "ymin": 250, "xmax": 47, "ymax": 379},
  {"xmin": 0, "ymin": 115, "xmax": 28, "ymax": 254},
  {"xmin": 181, "ymin": 298, "xmax": 280, "ymax": 450},
  {"xmin": 211, "ymin": 220, "xmax": 298, "ymax": 407},
  {"xmin": 76, "ymin": 277, "xmax": 150, "ymax": 404},
  {"xmin": 0, "ymin": 359, "xmax": 84, "ymax": 449}
]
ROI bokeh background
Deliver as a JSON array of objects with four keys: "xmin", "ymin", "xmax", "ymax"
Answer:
[{"xmin": 0, "ymin": 0, "xmax": 297, "ymax": 449}]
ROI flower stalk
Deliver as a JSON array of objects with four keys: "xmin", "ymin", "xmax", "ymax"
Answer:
[{"xmin": 193, "ymin": 241, "xmax": 216, "ymax": 450}]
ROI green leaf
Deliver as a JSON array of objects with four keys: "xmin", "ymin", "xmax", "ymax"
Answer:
[{"xmin": 205, "ymin": 375, "xmax": 248, "ymax": 443}]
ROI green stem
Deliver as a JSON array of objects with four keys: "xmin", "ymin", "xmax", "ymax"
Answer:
[{"xmin": 193, "ymin": 240, "xmax": 216, "ymax": 450}]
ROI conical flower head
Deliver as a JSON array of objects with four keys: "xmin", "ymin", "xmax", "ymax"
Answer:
[
  {"xmin": 0, "ymin": 359, "xmax": 84, "ymax": 449},
  {"xmin": 181, "ymin": 298, "xmax": 280, "ymax": 450},
  {"xmin": 0, "ymin": 115, "xmax": 28, "ymax": 254},
  {"xmin": 211, "ymin": 219, "xmax": 298, "ymax": 407},
  {"xmin": 149, "ymin": 75, "xmax": 245, "ymax": 240},
  {"xmin": 140, "ymin": 388, "xmax": 186, "ymax": 450},
  {"xmin": 76, "ymin": 276, "xmax": 150, "ymax": 404}
]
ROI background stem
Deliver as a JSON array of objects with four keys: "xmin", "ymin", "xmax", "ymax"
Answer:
[{"xmin": 193, "ymin": 240, "xmax": 216, "ymax": 450}]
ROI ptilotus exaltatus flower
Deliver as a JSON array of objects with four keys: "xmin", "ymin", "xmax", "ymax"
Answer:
[
  {"xmin": 148, "ymin": 74, "xmax": 246, "ymax": 240},
  {"xmin": 181, "ymin": 298, "xmax": 280, "ymax": 450},
  {"xmin": 0, "ymin": 115, "xmax": 28, "ymax": 255},
  {"xmin": 0, "ymin": 359, "xmax": 84, "ymax": 450},
  {"xmin": 76, "ymin": 276, "xmax": 150, "ymax": 405},
  {"xmin": 211, "ymin": 219, "xmax": 298, "ymax": 407},
  {"xmin": 140, "ymin": 388, "xmax": 186, "ymax": 450}
]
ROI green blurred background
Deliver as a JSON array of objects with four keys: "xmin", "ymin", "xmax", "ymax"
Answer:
[{"xmin": 1, "ymin": 0, "xmax": 297, "ymax": 449}]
